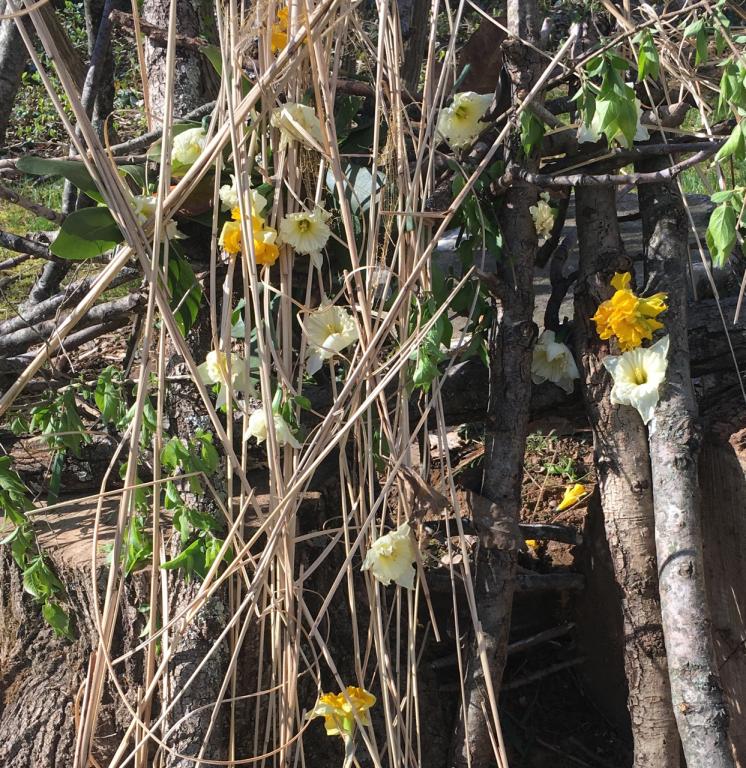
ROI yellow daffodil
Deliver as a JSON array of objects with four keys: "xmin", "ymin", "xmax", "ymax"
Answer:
[
  {"xmin": 592, "ymin": 272, "xmax": 668, "ymax": 352},
  {"xmin": 603, "ymin": 335, "xmax": 669, "ymax": 425},
  {"xmin": 219, "ymin": 208, "xmax": 280, "ymax": 266},
  {"xmin": 303, "ymin": 303, "xmax": 359, "ymax": 374},
  {"xmin": 271, "ymin": 7, "xmax": 289, "ymax": 53},
  {"xmin": 436, "ymin": 91, "xmax": 492, "ymax": 149},
  {"xmin": 529, "ymin": 192, "xmax": 555, "ymax": 245},
  {"xmin": 218, "ymin": 175, "xmax": 268, "ymax": 214},
  {"xmin": 525, "ymin": 539, "xmax": 540, "ymax": 551},
  {"xmin": 362, "ymin": 522, "xmax": 417, "ymax": 589},
  {"xmin": 171, "ymin": 126, "xmax": 206, "ymax": 166},
  {"xmin": 279, "ymin": 207, "xmax": 331, "ymax": 268},
  {"xmin": 246, "ymin": 408, "xmax": 301, "ymax": 449},
  {"xmin": 531, "ymin": 330, "xmax": 579, "ymax": 394},
  {"xmin": 197, "ymin": 350, "xmax": 255, "ymax": 409},
  {"xmin": 308, "ymin": 686, "xmax": 376, "ymax": 738},
  {"xmin": 270, "ymin": 103, "xmax": 324, "ymax": 149},
  {"xmin": 132, "ymin": 194, "xmax": 185, "ymax": 241},
  {"xmin": 556, "ymin": 483, "xmax": 588, "ymax": 511},
  {"xmin": 577, "ymin": 96, "xmax": 649, "ymax": 148}
]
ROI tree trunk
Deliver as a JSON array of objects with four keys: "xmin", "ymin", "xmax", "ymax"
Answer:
[
  {"xmin": 450, "ymin": 2, "xmax": 542, "ymax": 764},
  {"xmin": 0, "ymin": 1, "xmax": 29, "ymax": 146},
  {"xmin": 142, "ymin": 0, "xmax": 215, "ymax": 123},
  {"xmin": 573, "ymin": 184, "xmax": 679, "ymax": 767},
  {"xmin": 640, "ymin": 164, "xmax": 735, "ymax": 767}
]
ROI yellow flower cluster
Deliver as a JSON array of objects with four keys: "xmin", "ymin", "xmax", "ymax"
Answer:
[
  {"xmin": 592, "ymin": 272, "xmax": 667, "ymax": 351},
  {"xmin": 219, "ymin": 207, "xmax": 280, "ymax": 267},
  {"xmin": 271, "ymin": 7, "xmax": 288, "ymax": 53},
  {"xmin": 309, "ymin": 686, "xmax": 376, "ymax": 738}
]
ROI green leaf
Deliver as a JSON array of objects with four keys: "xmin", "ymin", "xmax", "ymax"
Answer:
[
  {"xmin": 166, "ymin": 250, "xmax": 203, "ymax": 336},
  {"xmin": 51, "ymin": 207, "xmax": 124, "ymax": 260},
  {"xmin": 47, "ymin": 451, "xmax": 64, "ymax": 506},
  {"xmin": 22, "ymin": 556, "xmax": 63, "ymax": 602},
  {"xmin": 636, "ymin": 30, "xmax": 660, "ymax": 82},
  {"xmin": 714, "ymin": 124, "xmax": 745, "ymax": 164},
  {"xmin": 706, "ymin": 202, "xmax": 738, "ymax": 267},
  {"xmin": 334, "ymin": 95, "xmax": 364, "ymax": 144},
  {"xmin": 16, "ymin": 156, "xmax": 104, "ymax": 203},
  {"xmin": 95, "ymin": 366, "xmax": 126, "ymax": 425},
  {"xmin": 520, "ymin": 110, "xmax": 545, "ymax": 157},
  {"xmin": 327, "ymin": 164, "xmax": 385, "ymax": 215},
  {"xmin": 42, "ymin": 600, "xmax": 73, "ymax": 639},
  {"xmin": 695, "ymin": 28, "xmax": 709, "ymax": 66},
  {"xmin": 161, "ymin": 537, "xmax": 206, "ymax": 581}
]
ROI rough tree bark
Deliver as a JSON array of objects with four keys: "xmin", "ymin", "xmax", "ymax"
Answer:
[
  {"xmin": 0, "ymin": 0, "xmax": 29, "ymax": 146},
  {"xmin": 639, "ymin": 162, "xmax": 735, "ymax": 767},
  {"xmin": 450, "ymin": 2, "xmax": 542, "ymax": 765},
  {"xmin": 142, "ymin": 0, "xmax": 216, "ymax": 123},
  {"xmin": 573, "ymin": 184, "xmax": 679, "ymax": 767}
]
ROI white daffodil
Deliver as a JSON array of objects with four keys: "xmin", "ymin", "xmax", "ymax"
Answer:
[
  {"xmin": 529, "ymin": 192, "xmax": 555, "ymax": 246},
  {"xmin": 602, "ymin": 335, "xmax": 669, "ymax": 425},
  {"xmin": 436, "ymin": 91, "xmax": 492, "ymax": 149},
  {"xmin": 303, "ymin": 303, "xmax": 359, "ymax": 374},
  {"xmin": 218, "ymin": 175, "xmax": 268, "ymax": 215},
  {"xmin": 577, "ymin": 96, "xmax": 650, "ymax": 149},
  {"xmin": 362, "ymin": 522, "xmax": 417, "ymax": 589},
  {"xmin": 246, "ymin": 408, "xmax": 301, "ymax": 449},
  {"xmin": 171, "ymin": 126, "xmax": 207, "ymax": 166},
  {"xmin": 197, "ymin": 350, "xmax": 255, "ymax": 409},
  {"xmin": 132, "ymin": 195, "xmax": 185, "ymax": 241},
  {"xmin": 270, "ymin": 103, "xmax": 324, "ymax": 148},
  {"xmin": 531, "ymin": 330, "xmax": 580, "ymax": 394},
  {"xmin": 279, "ymin": 207, "xmax": 331, "ymax": 268}
]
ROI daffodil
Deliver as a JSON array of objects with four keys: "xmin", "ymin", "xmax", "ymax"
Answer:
[
  {"xmin": 556, "ymin": 483, "xmax": 588, "ymax": 511},
  {"xmin": 436, "ymin": 91, "xmax": 492, "ymax": 149},
  {"xmin": 271, "ymin": 7, "xmax": 289, "ymax": 53},
  {"xmin": 303, "ymin": 303, "xmax": 359, "ymax": 374},
  {"xmin": 362, "ymin": 522, "xmax": 417, "ymax": 589},
  {"xmin": 246, "ymin": 408, "xmax": 301, "ymax": 449},
  {"xmin": 603, "ymin": 335, "xmax": 669, "ymax": 425},
  {"xmin": 132, "ymin": 195, "xmax": 185, "ymax": 241},
  {"xmin": 279, "ymin": 207, "xmax": 331, "ymax": 268},
  {"xmin": 592, "ymin": 272, "xmax": 668, "ymax": 352},
  {"xmin": 525, "ymin": 539, "xmax": 540, "ymax": 551},
  {"xmin": 270, "ymin": 103, "xmax": 324, "ymax": 149},
  {"xmin": 171, "ymin": 126, "xmax": 206, "ymax": 166},
  {"xmin": 218, "ymin": 175, "xmax": 268, "ymax": 214},
  {"xmin": 529, "ymin": 192, "xmax": 555, "ymax": 245},
  {"xmin": 218, "ymin": 208, "xmax": 280, "ymax": 266},
  {"xmin": 577, "ymin": 96, "xmax": 650, "ymax": 148},
  {"xmin": 531, "ymin": 330, "xmax": 579, "ymax": 394},
  {"xmin": 308, "ymin": 686, "xmax": 376, "ymax": 738},
  {"xmin": 197, "ymin": 350, "xmax": 255, "ymax": 409}
]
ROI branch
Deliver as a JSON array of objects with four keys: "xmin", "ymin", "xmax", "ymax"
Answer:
[
  {"xmin": 510, "ymin": 148, "xmax": 716, "ymax": 188},
  {"xmin": 0, "ymin": 184, "xmax": 65, "ymax": 224},
  {"xmin": 0, "ymin": 230, "xmax": 53, "ymax": 260},
  {"xmin": 0, "ymin": 268, "xmax": 139, "ymax": 336},
  {"xmin": 0, "ymin": 293, "xmax": 144, "ymax": 356}
]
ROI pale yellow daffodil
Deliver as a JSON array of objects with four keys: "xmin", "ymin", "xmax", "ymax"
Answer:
[
  {"xmin": 362, "ymin": 522, "xmax": 417, "ymax": 589},
  {"xmin": 531, "ymin": 330, "xmax": 579, "ymax": 394},
  {"xmin": 603, "ymin": 335, "xmax": 669, "ymax": 425},
  {"xmin": 436, "ymin": 91, "xmax": 492, "ymax": 148}
]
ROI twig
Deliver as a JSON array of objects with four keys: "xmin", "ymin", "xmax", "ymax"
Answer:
[
  {"xmin": 501, "ymin": 657, "xmax": 584, "ymax": 690},
  {"xmin": 506, "ymin": 623, "xmax": 576, "ymax": 654},
  {"xmin": 544, "ymin": 233, "xmax": 578, "ymax": 332},
  {"xmin": 519, "ymin": 521, "xmax": 581, "ymax": 545},
  {"xmin": 0, "ymin": 253, "xmax": 34, "ymax": 271}
]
